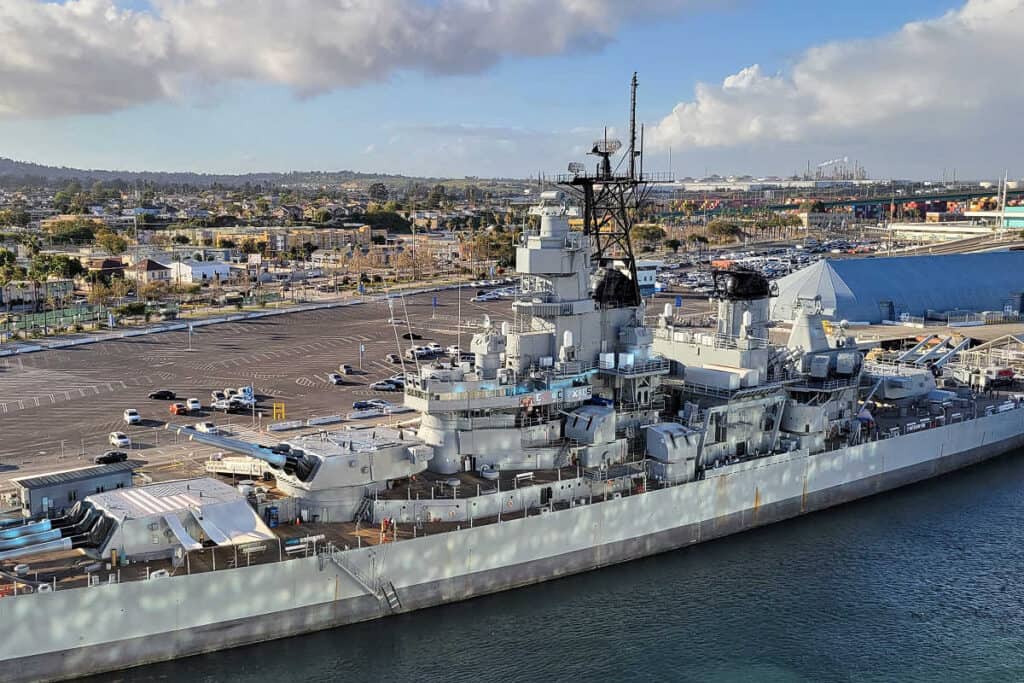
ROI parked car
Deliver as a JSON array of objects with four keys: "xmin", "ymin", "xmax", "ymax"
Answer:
[
  {"xmin": 338, "ymin": 364, "xmax": 355, "ymax": 375},
  {"xmin": 425, "ymin": 342, "xmax": 442, "ymax": 353},
  {"xmin": 369, "ymin": 380, "xmax": 400, "ymax": 392},
  {"xmin": 328, "ymin": 373, "xmax": 345, "ymax": 385},
  {"xmin": 353, "ymin": 398, "xmax": 393, "ymax": 411},
  {"xmin": 148, "ymin": 389, "xmax": 176, "ymax": 400},
  {"xmin": 169, "ymin": 403, "xmax": 188, "ymax": 415},
  {"xmin": 108, "ymin": 432, "xmax": 131, "ymax": 448},
  {"xmin": 225, "ymin": 388, "xmax": 239, "ymax": 399},
  {"xmin": 194, "ymin": 422, "xmax": 218, "ymax": 434},
  {"xmin": 446, "ymin": 345, "xmax": 462, "ymax": 356},
  {"xmin": 185, "ymin": 398, "xmax": 202, "ymax": 412},
  {"xmin": 387, "ymin": 318, "xmax": 402, "ymax": 325},
  {"xmin": 352, "ymin": 400, "xmax": 377, "ymax": 410},
  {"xmin": 385, "ymin": 353, "xmax": 401, "ymax": 364},
  {"xmin": 122, "ymin": 408, "xmax": 141, "ymax": 425},
  {"xmin": 211, "ymin": 391, "xmax": 227, "ymax": 403},
  {"xmin": 94, "ymin": 450, "xmax": 128, "ymax": 464}
]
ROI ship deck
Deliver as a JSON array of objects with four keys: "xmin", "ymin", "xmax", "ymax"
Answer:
[
  {"xmin": 3, "ymin": 388, "xmax": 1022, "ymax": 596},
  {"xmin": 375, "ymin": 465, "xmax": 582, "ymax": 502}
]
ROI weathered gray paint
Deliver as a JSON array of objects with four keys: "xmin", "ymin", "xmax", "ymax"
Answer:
[{"xmin": 2, "ymin": 408, "xmax": 1023, "ymax": 683}]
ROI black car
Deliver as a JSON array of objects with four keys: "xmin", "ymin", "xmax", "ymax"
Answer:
[
  {"xmin": 148, "ymin": 389, "xmax": 176, "ymax": 400},
  {"xmin": 94, "ymin": 450, "xmax": 128, "ymax": 465}
]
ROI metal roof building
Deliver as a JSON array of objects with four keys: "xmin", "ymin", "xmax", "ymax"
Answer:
[
  {"xmin": 770, "ymin": 253, "xmax": 1024, "ymax": 324},
  {"xmin": 10, "ymin": 462, "xmax": 138, "ymax": 518}
]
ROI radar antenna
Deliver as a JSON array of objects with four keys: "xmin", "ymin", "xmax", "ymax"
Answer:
[
  {"xmin": 588, "ymin": 130, "xmax": 622, "ymax": 180},
  {"xmin": 557, "ymin": 71, "xmax": 672, "ymax": 306}
]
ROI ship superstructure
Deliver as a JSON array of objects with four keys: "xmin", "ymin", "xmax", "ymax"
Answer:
[{"xmin": 408, "ymin": 190, "xmax": 669, "ymax": 480}]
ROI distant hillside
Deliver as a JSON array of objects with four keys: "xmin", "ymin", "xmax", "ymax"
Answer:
[{"xmin": 0, "ymin": 157, "xmax": 512, "ymax": 189}]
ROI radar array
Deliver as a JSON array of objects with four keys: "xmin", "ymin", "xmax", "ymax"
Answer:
[{"xmin": 558, "ymin": 72, "xmax": 672, "ymax": 306}]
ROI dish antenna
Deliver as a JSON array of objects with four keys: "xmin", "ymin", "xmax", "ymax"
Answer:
[
  {"xmin": 588, "ymin": 129, "xmax": 622, "ymax": 179},
  {"xmin": 567, "ymin": 161, "xmax": 585, "ymax": 176}
]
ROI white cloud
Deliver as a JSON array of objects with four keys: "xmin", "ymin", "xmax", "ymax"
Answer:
[
  {"xmin": 0, "ymin": 0, "xmax": 694, "ymax": 117},
  {"xmin": 650, "ymin": 0, "xmax": 1024, "ymax": 174}
]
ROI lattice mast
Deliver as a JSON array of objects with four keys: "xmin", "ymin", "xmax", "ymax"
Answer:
[{"xmin": 558, "ymin": 72, "xmax": 670, "ymax": 306}]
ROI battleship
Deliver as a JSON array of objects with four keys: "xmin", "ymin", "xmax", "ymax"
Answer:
[{"xmin": 2, "ymin": 78, "xmax": 1024, "ymax": 682}]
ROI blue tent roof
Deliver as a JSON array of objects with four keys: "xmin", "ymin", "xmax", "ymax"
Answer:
[{"xmin": 770, "ymin": 253, "xmax": 1024, "ymax": 323}]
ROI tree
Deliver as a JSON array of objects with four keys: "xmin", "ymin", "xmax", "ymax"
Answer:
[
  {"xmin": 632, "ymin": 224, "xmax": 666, "ymax": 244},
  {"xmin": 139, "ymin": 281, "xmax": 168, "ymax": 301},
  {"xmin": 706, "ymin": 220, "xmax": 745, "ymax": 241},
  {"xmin": 29, "ymin": 254, "xmax": 86, "ymax": 280},
  {"xmin": 665, "ymin": 238, "xmax": 682, "ymax": 253},
  {"xmin": 87, "ymin": 281, "xmax": 110, "ymax": 306},
  {"xmin": 0, "ymin": 208, "xmax": 30, "ymax": 227},
  {"xmin": 368, "ymin": 182, "xmax": 389, "ymax": 202},
  {"xmin": 96, "ymin": 229, "xmax": 128, "ymax": 255},
  {"xmin": 426, "ymin": 184, "xmax": 447, "ymax": 209},
  {"xmin": 107, "ymin": 277, "xmax": 132, "ymax": 305}
]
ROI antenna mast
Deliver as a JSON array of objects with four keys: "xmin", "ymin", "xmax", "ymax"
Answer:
[
  {"xmin": 558, "ymin": 72, "xmax": 671, "ymax": 307},
  {"xmin": 628, "ymin": 72, "xmax": 638, "ymax": 180}
]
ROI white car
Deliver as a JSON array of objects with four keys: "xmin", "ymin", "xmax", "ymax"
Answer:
[
  {"xmin": 446, "ymin": 345, "xmax": 462, "ymax": 356},
  {"xmin": 425, "ymin": 342, "xmax": 442, "ymax": 352},
  {"xmin": 122, "ymin": 408, "xmax": 141, "ymax": 425},
  {"xmin": 387, "ymin": 318, "xmax": 402, "ymax": 325},
  {"xmin": 328, "ymin": 372, "xmax": 344, "ymax": 385},
  {"xmin": 109, "ymin": 431, "xmax": 131, "ymax": 448},
  {"xmin": 194, "ymin": 422, "xmax": 218, "ymax": 434},
  {"xmin": 185, "ymin": 398, "xmax": 202, "ymax": 412}
]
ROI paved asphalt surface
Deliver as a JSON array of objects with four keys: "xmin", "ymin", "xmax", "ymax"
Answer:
[{"xmin": 0, "ymin": 287, "xmax": 711, "ymax": 490}]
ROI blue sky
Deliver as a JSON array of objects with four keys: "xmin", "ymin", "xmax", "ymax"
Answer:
[{"xmin": 0, "ymin": 0, "xmax": 1018, "ymax": 179}]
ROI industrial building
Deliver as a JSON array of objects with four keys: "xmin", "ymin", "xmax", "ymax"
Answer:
[
  {"xmin": 11, "ymin": 462, "xmax": 136, "ymax": 518},
  {"xmin": 771, "ymin": 253, "xmax": 1024, "ymax": 324}
]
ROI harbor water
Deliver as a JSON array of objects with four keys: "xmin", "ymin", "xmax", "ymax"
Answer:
[{"xmin": 99, "ymin": 450, "xmax": 1024, "ymax": 683}]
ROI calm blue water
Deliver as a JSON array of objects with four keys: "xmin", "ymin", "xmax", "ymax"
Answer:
[{"xmin": 102, "ymin": 452, "xmax": 1024, "ymax": 683}]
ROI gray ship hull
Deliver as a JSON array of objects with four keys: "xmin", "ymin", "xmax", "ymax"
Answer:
[{"xmin": 4, "ymin": 408, "xmax": 1023, "ymax": 682}]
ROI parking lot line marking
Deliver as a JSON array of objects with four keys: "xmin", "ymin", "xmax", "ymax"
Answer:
[
  {"xmin": 1, "ymin": 404, "xmax": 6, "ymax": 414},
  {"xmin": 18, "ymin": 400, "xmax": 24, "ymax": 409},
  {"xmin": 64, "ymin": 391, "xmax": 71, "ymax": 400}
]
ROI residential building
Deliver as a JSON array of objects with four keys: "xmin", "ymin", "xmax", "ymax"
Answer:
[
  {"xmin": 126, "ymin": 259, "xmax": 171, "ymax": 285},
  {"xmin": 169, "ymin": 259, "xmax": 232, "ymax": 285}
]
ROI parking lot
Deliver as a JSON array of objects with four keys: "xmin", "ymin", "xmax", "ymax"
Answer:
[
  {"xmin": 0, "ymin": 285, "xmax": 712, "ymax": 489},
  {"xmin": 0, "ymin": 290, "xmax": 509, "ymax": 483}
]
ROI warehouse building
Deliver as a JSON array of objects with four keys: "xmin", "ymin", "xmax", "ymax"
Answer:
[{"xmin": 771, "ymin": 253, "xmax": 1024, "ymax": 324}]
